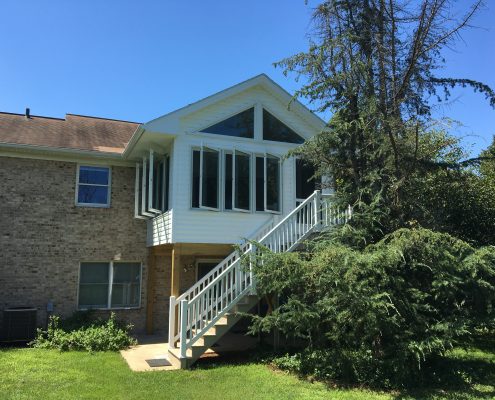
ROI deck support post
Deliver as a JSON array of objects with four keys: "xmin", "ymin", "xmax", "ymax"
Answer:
[
  {"xmin": 168, "ymin": 296, "xmax": 176, "ymax": 347},
  {"xmin": 171, "ymin": 244, "xmax": 182, "ymax": 297}
]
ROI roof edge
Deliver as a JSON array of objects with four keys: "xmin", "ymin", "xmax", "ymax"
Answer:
[{"xmin": 0, "ymin": 141, "xmax": 126, "ymax": 159}]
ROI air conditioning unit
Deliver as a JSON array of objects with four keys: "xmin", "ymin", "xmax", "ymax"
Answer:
[{"xmin": 2, "ymin": 307, "xmax": 38, "ymax": 342}]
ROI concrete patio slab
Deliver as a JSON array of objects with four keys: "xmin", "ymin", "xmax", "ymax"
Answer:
[{"xmin": 120, "ymin": 332, "xmax": 259, "ymax": 372}]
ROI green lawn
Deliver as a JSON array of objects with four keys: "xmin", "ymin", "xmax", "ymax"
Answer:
[{"xmin": 0, "ymin": 343, "xmax": 494, "ymax": 400}]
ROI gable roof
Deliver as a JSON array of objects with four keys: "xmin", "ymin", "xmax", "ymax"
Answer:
[
  {"xmin": 0, "ymin": 112, "xmax": 140, "ymax": 155},
  {"xmin": 124, "ymin": 74, "xmax": 325, "ymax": 157},
  {"xmin": 142, "ymin": 74, "xmax": 325, "ymax": 132}
]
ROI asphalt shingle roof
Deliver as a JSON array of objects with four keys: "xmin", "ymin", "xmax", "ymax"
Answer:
[{"xmin": 0, "ymin": 112, "xmax": 140, "ymax": 154}]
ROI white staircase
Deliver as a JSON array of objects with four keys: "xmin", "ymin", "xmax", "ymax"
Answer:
[{"xmin": 167, "ymin": 191, "xmax": 351, "ymax": 368}]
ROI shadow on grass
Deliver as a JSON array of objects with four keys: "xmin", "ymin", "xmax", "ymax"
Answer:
[
  {"xmin": 192, "ymin": 341, "xmax": 495, "ymax": 400},
  {"xmin": 394, "ymin": 356, "xmax": 495, "ymax": 399}
]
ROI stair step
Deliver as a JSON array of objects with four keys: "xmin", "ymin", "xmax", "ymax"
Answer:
[{"xmin": 169, "ymin": 294, "xmax": 260, "ymax": 369}]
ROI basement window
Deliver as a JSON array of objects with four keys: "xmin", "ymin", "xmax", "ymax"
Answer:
[
  {"xmin": 78, "ymin": 262, "xmax": 142, "ymax": 309},
  {"xmin": 76, "ymin": 165, "xmax": 111, "ymax": 207}
]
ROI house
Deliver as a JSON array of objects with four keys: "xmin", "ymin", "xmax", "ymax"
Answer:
[{"xmin": 0, "ymin": 74, "xmax": 349, "ymax": 367}]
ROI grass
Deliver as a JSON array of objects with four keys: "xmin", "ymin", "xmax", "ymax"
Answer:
[{"xmin": 0, "ymin": 342, "xmax": 494, "ymax": 400}]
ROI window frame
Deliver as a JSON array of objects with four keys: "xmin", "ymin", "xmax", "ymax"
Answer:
[
  {"xmin": 197, "ymin": 106, "xmax": 256, "ymax": 140},
  {"xmin": 254, "ymin": 153, "xmax": 282, "ymax": 214},
  {"xmin": 77, "ymin": 261, "xmax": 142, "ymax": 310},
  {"xmin": 261, "ymin": 107, "xmax": 306, "ymax": 145},
  {"xmin": 191, "ymin": 146, "xmax": 221, "ymax": 211},
  {"xmin": 75, "ymin": 164, "xmax": 111, "ymax": 208},
  {"xmin": 232, "ymin": 149, "xmax": 251, "ymax": 212},
  {"xmin": 264, "ymin": 153, "xmax": 282, "ymax": 213}
]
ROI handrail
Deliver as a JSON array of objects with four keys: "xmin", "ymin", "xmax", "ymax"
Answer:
[
  {"xmin": 175, "ymin": 214, "xmax": 277, "ymax": 304},
  {"xmin": 169, "ymin": 190, "xmax": 352, "ymax": 355}
]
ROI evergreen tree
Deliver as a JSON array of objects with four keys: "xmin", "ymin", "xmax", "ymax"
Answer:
[{"xmin": 279, "ymin": 0, "xmax": 495, "ymax": 245}]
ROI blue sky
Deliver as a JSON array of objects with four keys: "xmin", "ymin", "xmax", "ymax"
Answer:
[{"xmin": 0, "ymin": 1, "xmax": 493, "ymax": 155}]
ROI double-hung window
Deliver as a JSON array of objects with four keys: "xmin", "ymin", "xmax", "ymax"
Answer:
[
  {"xmin": 192, "ymin": 147, "xmax": 220, "ymax": 210},
  {"xmin": 76, "ymin": 165, "xmax": 111, "ymax": 207},
  {"xmin": 78, "ymin": 262, "xmax": 142, "ymax": 309},
  {"xmin": 255, "ymin": 154, "xmax": 281, "ymax": 213}
]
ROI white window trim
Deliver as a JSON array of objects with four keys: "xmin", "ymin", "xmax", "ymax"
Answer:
[
  {"xmin": 261, "ymin": 104, "xmax": 308, "ymax": 144},
  {"xmin": 254, "ymin": 153, "xmax": 282, "ymax": 215},
  {"xmin": 265, "ymin": 153, "xmax": 282, "ymax": 214},
  {"xmin": 195, "ymin": 105, "xmax": 256, "ymax": 139},
  {"xmin": 75, "ymin": 164, "xmax": 111, "ymax": 208},
  {"xmin": 148, "ymin": 149, "xmax": 163, "ymax": 215},
  {"xmin": 134, "ymin": 162, "xmax": 147, "ymax": 219},
  {"xmin": 232, "ymin": 149, "xmax": 251, "ymax": 212},
  {"xmin": 77, "ymin": 261, "xmax": 143, "ymax": 310},
  {"xmin": 140, "ymin": 157, "xmax": 155, "ymax": 218},
  {"xmin": 191, "ymin": 146, "xmax": 221, "ymax": 211},
  {"xmin": 190, "ymin": 146, "xmax": 282, "ymax": 215}
]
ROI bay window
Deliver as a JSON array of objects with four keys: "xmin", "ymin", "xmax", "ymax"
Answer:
[{"xmin": 78, "ymin": 262, "xmax": 142, "ymax": 309}]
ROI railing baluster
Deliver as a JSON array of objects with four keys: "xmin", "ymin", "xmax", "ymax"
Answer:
[{"xmin": 173, "ymin": 192, "xmax": 352, "ymax": 357}]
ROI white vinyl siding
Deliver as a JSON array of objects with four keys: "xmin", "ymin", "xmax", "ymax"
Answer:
[{"xmin": 147, "ymin": 84, "xmax": 317, "ymax": 245}]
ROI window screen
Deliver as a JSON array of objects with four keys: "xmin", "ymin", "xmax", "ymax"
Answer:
[
  {"xmin": 111, "ymin": 263, "xmax": 141, "ymax": 308},
  {"xmin": 78, "ymin": 262, "xmax": 110, "ymax": 308}
]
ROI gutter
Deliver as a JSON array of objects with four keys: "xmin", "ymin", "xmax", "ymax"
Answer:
[
  {"xmin": 0, "ymin": 141, "xmax": 135, "ymax": 166},
  {"xmin": 122, "ymin": 125, "xmax": 145, "ymax": 159}
]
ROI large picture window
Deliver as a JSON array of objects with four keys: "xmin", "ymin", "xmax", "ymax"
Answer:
[
  {"xmin": 255, "ymin": 154, "xmax": 281, "ymax": 213},
  {"xmin": 192, "ymin": 147, "xmax": 220, "ymax": 210},
  {"xmin": 78, "ymin": 262, "xmax": 141, "ymax": 309},
  {"xmin": 76, "ymin": 165, "xmax": 111, "ymax": 207}
]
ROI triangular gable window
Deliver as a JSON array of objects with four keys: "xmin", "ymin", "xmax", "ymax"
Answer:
[
  {"xmin": 201, "ymin": 108, "xmax": 254, "ymax": 139},
  {"xmin": 263, "ymin": 110, "xmax": 305, "ymax": 144}
]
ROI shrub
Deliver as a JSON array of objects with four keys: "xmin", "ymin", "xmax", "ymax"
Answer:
[
  {"xmin": 31, "ymin": 312, "xmax": 137, "ymax": 352},
  {"xmin": 248, "ymin": 228, "xmax": 495, "ymax": 387}
]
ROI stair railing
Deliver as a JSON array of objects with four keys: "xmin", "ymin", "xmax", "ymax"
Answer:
[{"xmin": 168, "ymin": 191, "xmax": 351, "ymax": 358}]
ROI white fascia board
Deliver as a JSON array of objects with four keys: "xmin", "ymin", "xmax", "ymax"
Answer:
[
  {"xmin": 139, "ymin": 74, "xmax": 326, "ymax": 138},
  {"xmin": 0, "ymin": 142, "xmax": 134, "ymax": 166}
]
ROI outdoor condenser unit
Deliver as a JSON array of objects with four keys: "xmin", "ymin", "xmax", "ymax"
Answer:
[{"xmin": 2, "ymin": 307, "xmax": 37, "ymax": 342}]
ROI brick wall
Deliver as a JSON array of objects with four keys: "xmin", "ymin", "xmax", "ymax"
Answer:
[{"xmin": 0, "ymin": 156, "xmax": 149, "ymax": 333}]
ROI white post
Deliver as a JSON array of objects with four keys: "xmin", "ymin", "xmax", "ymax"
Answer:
[
  {"xmin": 179, "ymin": 299, "xmax": 188, "ymax": 359},
  {"xmin": 250, "ymin": 244, "xmax": 257, "ymax": 294},
  {"xmin": 168, "ymin": 296, "xmax": 176, "ymax": 347},
  {"xmin": 314, "ymin": 190, "xmax": 321, "ymax": 229}
]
